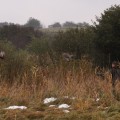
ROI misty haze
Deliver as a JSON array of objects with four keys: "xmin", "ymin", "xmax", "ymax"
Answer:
[{"xmin": 0, "ymin": 0, "xmax": 120, "ymax": 119}]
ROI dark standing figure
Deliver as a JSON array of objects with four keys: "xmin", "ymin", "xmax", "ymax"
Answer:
[{"xmin": 110, "ymin": 61, "xmax": 120, "ymax": 98}]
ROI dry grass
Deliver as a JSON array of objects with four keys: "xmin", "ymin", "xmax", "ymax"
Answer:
[{"xmin": 0, "ymin": 59, "xmax": 120, "ymax": 119}]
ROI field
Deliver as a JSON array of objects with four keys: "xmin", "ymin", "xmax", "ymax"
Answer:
[
  {"xmin": 0, "ymin": 58, "xmax": 120, "ymax": 120},
  {"xmin": 0, "ymin": 4, "xmax": 119, "ymax": 120}
]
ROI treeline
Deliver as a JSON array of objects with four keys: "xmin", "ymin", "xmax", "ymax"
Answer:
[
  {"xmin": 0, "ymin": 18, "xmax": 89, "ymax": 29},
  {"xmin": 48, "ymin": 21, "xmax": 89, "ymax": 28},
  {"xmin": 0, "ymin": 5, "xmax": 120, "ymax": 67}
]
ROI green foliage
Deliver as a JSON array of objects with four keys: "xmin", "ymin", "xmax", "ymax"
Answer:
[
  {"xmin": 49, "ymin": 22, "xmax": 61, "ymax": 28},
  {"xmin": 27, "ymin": 38, "xmax": 50, "ymax": 55},
  {"xmin": 95, "ymin": 5, "xmax": 120, "ymax": 62},
  {"xmin": 77, "ymin": 22, "xmax": 90, "ymax": 28},
  {"xmin": 0, "ymin": 5, "xmax": 119, "ymax": 67},
  {"xmin": 25, "ymin": 17, "xmax": 42, "ymax": 29},
  {"xmin": 0, "ymin": 40, "xmax": 16, "ymax": 58},
  {"xmin": 0, "ymin": 41, "xmax": 33, "ymax": 82},
  {"xmin": 27, "ymin": 38, "xmax": 55, "ymax": 66},
  {"xmin": 63, "ymin": 21, "xmax": 77, "ymax": 28},
  {"xmin": 53, "ymin": 27, "xmax": 95, "ymax": 58},
  {"xmin": 0, "ymin": 24, "xmax": 43, "ymax": 48}
]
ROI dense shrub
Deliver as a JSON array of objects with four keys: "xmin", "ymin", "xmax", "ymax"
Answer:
[
  {"xmin": 0, "ymin": 41, "xmax": 34, "ymax": 83},
  {"xmin": 0, "ymin": 24, "xmax": 43, "ymax": 48},
  {"xmin": 52, "ymin": 27, "xmax": 95, "ymax": 59}
]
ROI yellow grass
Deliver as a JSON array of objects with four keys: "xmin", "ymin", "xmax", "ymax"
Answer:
[{"xmin": 0, "ymin": 58, "xmax": 120, "ymax": 119}]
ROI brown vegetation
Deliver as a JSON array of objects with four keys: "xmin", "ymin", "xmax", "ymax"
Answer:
[{"xmin": 0, "ymin": 57, "xmax": 120, "ymax": 119}]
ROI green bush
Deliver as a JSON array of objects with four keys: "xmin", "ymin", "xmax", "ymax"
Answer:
[
  {"xmin": 27, "ymin": 38, "xmax": 56, "ymax": 66},
  {"xmin": 0, "ymin": 41, "xmax": 33, "ymax": 83},
  {"xmin": 52, "ymin": 27, "xmax": 95, "ymax": 59}
]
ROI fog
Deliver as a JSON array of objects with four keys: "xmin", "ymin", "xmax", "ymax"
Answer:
[{"xmin": 0, "ymin": 0, "xmax": 119, "ymax": 26}]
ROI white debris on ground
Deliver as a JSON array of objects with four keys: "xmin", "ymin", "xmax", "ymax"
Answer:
[
  {"xmin": 97, "ymin": 106, "xmax": 109, "ymax": 110},
  {"xmin": 5, "ymin": 106, "xmax": 27, "ymax": 110},
  {"xmin": 58, "ymin": 104, "xmax": 70, "ymax": 109},
  {"xmin": 96, "ymin": 98, "xmax": 100, "ymax": 102},
  {"xmin": 104, "ymin": 107, "xmax": 108, "ymax": 109},
  {"xmin": 44, "ymin": 97, "xmax": 71, "ymax": 113},
  {"xmin": 49, "ymin": 105, "xmax": 56, "ymax": 107},
  {"xmin": 63, "ymin": 110, "xmax": 70, "ymax": 113},
  {"xmin": 43, "ymin": 97, "xmax": 57, "ymax": 104}
]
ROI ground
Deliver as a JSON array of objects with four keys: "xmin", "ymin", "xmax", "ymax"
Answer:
[{"xmin": 0, "ymin": 96, "xmax": 120, "ymax": 120}]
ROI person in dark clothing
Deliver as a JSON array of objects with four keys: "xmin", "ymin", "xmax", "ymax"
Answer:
[
  {"xmin": 110, "ymin": 61, "xmax": 120, "ymax": 98},
  {"xmin": 111, "ymin": 61, "xmax": 120, "ymax": 87}
]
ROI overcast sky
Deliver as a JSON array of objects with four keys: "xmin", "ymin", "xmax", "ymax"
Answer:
[{"xmin": 0, "ymin": 0, "xmax": 119, "ymax": 27}]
